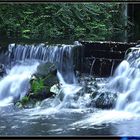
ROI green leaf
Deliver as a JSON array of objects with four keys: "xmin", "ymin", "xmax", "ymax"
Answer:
[{"xmin": 22, "ymin": 29, "xmax": 30, "ymax": 33}]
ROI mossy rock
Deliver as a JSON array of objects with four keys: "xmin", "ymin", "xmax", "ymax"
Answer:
[
  {"xmin": 28, "ymin": 62, "xmax": 59, "ymax": 101},
  {"xmin": 17, "ymin": 62, "xmax": 59, "ymax": 108},
  {"xmin": 36, "ymin": 62, "xmax": 57, "ymax": 77},
  {"xmin": 35, "ymin": 62, "xmax": 58, "ymax": 87}
]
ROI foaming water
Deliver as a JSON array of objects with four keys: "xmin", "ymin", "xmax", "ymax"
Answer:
[
  {"xmin": 0, "ymin": 61, "xmax": 39, "ymax": 106},
  {"xmin": 57, "ymin": 71, "xmax": 82, "ymax": 108},
  {"xmin": 68, "ymin": 46, "xmax": 140, "ymax": 129},
  {"xmin": 0, "ymin": 43, "xmax": 139, "ymax": 136},
  {"xmin": 9, "ymin": 43, "xmax": 78, "ymax": 84},
  {"xmin": 108, "ymin": 47, "xmax": 140, "ymax": 113},
  {"xmin": 71, "ymin": 109, "xmax": 140, "ymax": 128},
  {"xmin": 0, "ymin": 43, "xmax": 82, "ymax": 107}
]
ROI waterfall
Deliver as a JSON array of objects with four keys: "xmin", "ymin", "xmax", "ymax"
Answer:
[
  {"xmin": 9, "ymin": 43, "xmax": 77, "ymax": 84},
  {"xmin": 0, "ymin": 61, "xmax": 39, "ymax": 106},
  {"xmin": 0, "ymin": 43, "xmax": 81, "ymax": 106},
  {"xmin": 108, "ymin": 46, "xmax": 140, "ymax": 113}
]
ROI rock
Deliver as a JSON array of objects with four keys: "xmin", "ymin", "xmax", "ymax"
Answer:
[
  {"xmin": 29, "ymin": 86, "xmax": 56, "ymax": 101},
  {"xmin": 57, "ymin": 85, "xmax": 83, "ymax": 101},
  {"xmin": 31, "ymin": 75, "xmax": 37, "ymax": 80},
  {"xmin": 79, "ymin": 76, "xmax": 99, "ymax": 94},
  {"xmin": 90, "ymin": 91, "xmax": 118, "ymax": 109},
  {"xmin": 50, "ymin": 84, "xmax": 60, "ymax": 95},
  {"xmin": 78, "ymin": 75, "xmax": 115, "ymax": 109},
  {"xmin": 0, "ymin": 63, "xmax": 6, "ymax": 77},
  {"xmin": 16, "ymin": 97, "xmax": 41, "ymax": 109},
  {"xmin": 40, "ymin": 98, "xmax": 54, "ymax": 108},
  {"xmin": 0, "ymin": 53, "xmax": 10, "ymax": 65},
  {"xmin": 44, "ymin": 73, "xmax": 58, "ymax": 87},
  {"xmin": 90, "ymin": 91, "xmax": 98, "ymax": 99},
  {"xmin": 28, "ymin": 62, "xmax": 59, "ymax": 102},
  {"xmin": 35, "ymin": 62, "xmax": 58, "ymax": 87},
  {"xmin": 36, "ymin": 62, "xmax": 57, "ymax": 77},
  {"xmin": 30, "ymin": 75, "xmax": 37, "ymax": 84}
]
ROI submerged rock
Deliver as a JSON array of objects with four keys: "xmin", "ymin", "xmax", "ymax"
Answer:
[
  {"xmin": 79, "ymin": 75, "xmax": 100, "ymax": 94},
  {"xmin": 78, "ymin": 76, "xmax": 116, "ymax": 109},
  {"xmin": 57, "ymin": 85, "xmax": 83, "ymax": 102},
  {"xmin": 0, "ymin": 103, "xmax": 20, "ymax": 113},
  {"xmin": 40, "ymin": 98, "xmax": 61, "ymax": 108},
  {"xmin": 90, "ymin": 91, "xmax": 118, "ymax": 109}
]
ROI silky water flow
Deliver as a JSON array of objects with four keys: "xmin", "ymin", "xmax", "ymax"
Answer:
[
  {"xmin": 0, "ymin": 43, "xmax": 82, "ymax": 108},
  {"xmin": 0, "ymin": 43, "xmax": 140, "ymax": 136}
]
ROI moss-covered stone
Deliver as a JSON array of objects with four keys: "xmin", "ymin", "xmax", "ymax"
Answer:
[
  {"xmin": 36, "ymin": 62, "xmax": 57, "ymax": 77},
  {"xmin": 16, "ymin": 62, "xmax": 59, "ymax": 108}
]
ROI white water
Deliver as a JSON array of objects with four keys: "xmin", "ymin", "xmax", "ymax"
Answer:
[
  {"xmin": 9, "ymin": 44, "xmax": 78, "ymax": 84},
  {"xmin": 2, "ymin": 43, "xmax": 140, "ymax": 132},
  {"xmin": 56, "ymin": 71, "xmax": 83, "ymax": 108},
  {"xmin": 0, "ymin": 43, "xmax": 82, "ymax": 108},
  {"xmin": 108, "ymin": 47, "xmax": 140, "ymax": 113},
  {"xmin": 70, "ymin": 46, "xmax": 140, "ymax": 128},
  {"xmin": 71, "ymin": 110, "xmax": 140, "ymax": 128},
  {"xmin": 0, "ymin": 61, "xmax": 39, "ymax": 106}
]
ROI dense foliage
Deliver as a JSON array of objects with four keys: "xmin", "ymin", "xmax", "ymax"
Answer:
[
  {"xmin": 0, "ymin": 3, "xmax": 132, "ymax": 41},
  {"xmin": 31, "ymin": 77, "xmax": 45, "ymax": 94}
]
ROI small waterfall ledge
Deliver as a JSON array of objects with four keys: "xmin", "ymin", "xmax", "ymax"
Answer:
[
  {"xmin": 0, "ymin": 41, "xmax": 140, "ymax": 136},
  {"xmin": 80, "ymin": 41, "xmax": 136, "ymax": 77},
  {"xmin": 0, "ymin": 43, "xmax": 83, "ymax": 106},
  {"xmin": 0, "ymin": 41, "xmax": 137, "ymax": 109}
]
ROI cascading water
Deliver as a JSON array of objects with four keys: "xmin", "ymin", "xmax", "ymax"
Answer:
[
  {"xmin": 108, "ymin": 46, "xmax": 140, "ymax": 113},
  {"xmin": 1, "ymin": 42, "xmax": 140, "ymax": 136},
  {"xmin": 0, "ymin": 61, "xmax": 39, "ymax": 106},
  {"xmin": 69, "ymin": 47, "xmax": 140, "ymax": 131},
  {"xmin": 9, "ymin": 43, "xmax": 77, "ymax": 85},
  {"xmin": 0, "ymin": 43, "xmax": 81, "ymax": 106}
]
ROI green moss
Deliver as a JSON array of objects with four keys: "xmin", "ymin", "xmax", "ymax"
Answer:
[
  {"xmin": 31, "ymin": 78, "xmax": 45, "ymax": 94},
  {"xmin": 20, "ymin": 96, "xmax": 29, "ymax": 105}
]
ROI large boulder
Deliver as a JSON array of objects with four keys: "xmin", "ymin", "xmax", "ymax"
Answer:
[
  {"xmin": 36, "ymin": 62, "xmax": 58, "ymax": 87},
  {"xmin": 36, "ymin": 62, "xmax": 57, "ymax": 77},
  {"xmin": 18, "ymin": 62, "xmax": 59, "ymax": 108}
]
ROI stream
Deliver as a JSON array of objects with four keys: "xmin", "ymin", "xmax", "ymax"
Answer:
[
  {"xmin": 0, "ymin": 97, "xmax": 140, "ymax": 136},
  {"xmin": 0, "ymin": 43, "xmax": 140, "ymax": 136}
]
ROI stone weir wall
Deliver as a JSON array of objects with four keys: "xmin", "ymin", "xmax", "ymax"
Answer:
[{"xmin": 74, "ymin": 41, "xmax": 136, "ymax": 77}]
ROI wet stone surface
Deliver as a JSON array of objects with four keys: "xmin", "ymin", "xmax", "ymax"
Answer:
[{"xmin": 78, "ymin": 75, "xmax": 118, "ymax": 109}]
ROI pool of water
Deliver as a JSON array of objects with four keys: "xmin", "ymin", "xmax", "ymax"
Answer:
[{"xmin": 0, "ymin": 104, "xmax": 140, "ymax": 136}]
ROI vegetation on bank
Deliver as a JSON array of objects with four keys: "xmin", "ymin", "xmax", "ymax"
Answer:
[{"xmin": 0, "ymin": 3, "xmax": 132, "ymax": 42}]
